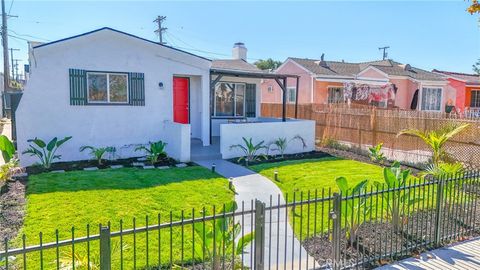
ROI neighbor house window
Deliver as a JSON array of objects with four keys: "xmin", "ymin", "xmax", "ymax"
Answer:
[
  {"xmin": 328, "ymin": 87, "xmax": 344, "ymax": 103},
  {"xmin": 214, "ymin": 82, "xmax": 245, "ymax": 117},
  {"xmin": 287, "ymin": 87, "xmax": 296, "ymax": 103},
  {"xmin": 471, "ymin": 90, "xmax": 480, "ymax": 108},
  {"xmin": 267, "ymin": 85, "xmax": 273, "ymax": 93},
  {"xmin": 87, "ymin": 72, "xmax": 128, "ymax": 103},
  {"xmin": 421, "ymin": 87, "xmax": 442, "ymax": 111}
]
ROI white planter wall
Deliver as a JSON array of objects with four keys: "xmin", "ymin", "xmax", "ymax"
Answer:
[{"xmin": 219, "ymin": 118, "xmax": 316, "ymax": 159}]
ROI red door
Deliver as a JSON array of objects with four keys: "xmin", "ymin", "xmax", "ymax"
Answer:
[{"xmin": 173, "ymin": 77, "xmax": 189, "ymax": 124}]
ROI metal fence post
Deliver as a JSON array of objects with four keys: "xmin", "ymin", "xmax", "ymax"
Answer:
[
  {"xmin": 330, "ymin": 193, "xmax": 342, "ymax": 270},
  {"xmin": 99, "ymin": 225, "xmax": 111, "ymax": 270},
  {"xmin": 254, "ymin": 199, "xmax": 266, "ymax": 270},
  {"xmin": 434, "ymin": 177, "xmax": 445, "ymax": 246}
]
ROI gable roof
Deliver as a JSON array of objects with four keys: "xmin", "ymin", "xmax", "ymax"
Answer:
[
  {"xmin": 33, "ymin": 27, "xmax": 211, "ymax": 62},
  {"xmin": 211, "ymin": 59, "xmax": 261, "ymax": 72},
  {"xmin": 432, "ymin": 69, "xmax": 480, "ymax": 85},
  {"xmin": 288, "ymin": 58, "xmax": 444, "ymax": 81}
]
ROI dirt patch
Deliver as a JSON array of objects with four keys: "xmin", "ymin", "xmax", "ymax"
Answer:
[
  {"xmin": 25, "ymin": 156, "xmax": 180, "ymax": 175},
  {"xmin": 0, "ymin": 179, "xmax": 26, "ymax": 246}
]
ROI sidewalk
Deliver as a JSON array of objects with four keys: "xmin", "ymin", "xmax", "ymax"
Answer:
[
  {"xmin": 194, "ymin": 159, "xmax": 316, "ymax": 269},
  {"xmin": 377, "ymin": 237, "xmax": 480, "ymax": 269}
]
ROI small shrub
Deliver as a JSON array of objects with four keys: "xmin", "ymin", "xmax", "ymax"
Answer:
[
  {"xmin": 0, "ymin": 158, "xmax": 22, "ymax": 186},
  {"xmin": 22, "ymin": 136, "xmax": 72, "ymax": 169},
  {"xmin": 322, "ymin": 138, "xmax": 350, "ymax": 151},
  {"xmin": 230, "ymin": 137, "xmax": 267, "ymax": 165},
  {"xmin": 135, "ymin": 140, "xmax": 167, "ymax": 165},
  {"xmin": 79, "ymin": 146, "xmax": 116, "ymax": 165},
  {"xmin": 368, "ymin": 143, "xmax": 386, "ymax": 164}
]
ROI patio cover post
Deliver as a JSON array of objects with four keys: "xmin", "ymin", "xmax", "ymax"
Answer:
[
  {"xmin": 274, "ymin": 77, "xmax": 287, "ymax": 122},
  {"xmin": 295, "ymin": 77, "xmax": 299, "ymax": 119}
]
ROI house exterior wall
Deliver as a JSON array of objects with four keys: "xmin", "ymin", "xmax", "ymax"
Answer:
[
  {"xmin": 17, "ymin": 30, "xmax": 211, "ymax": 166},
  {"xmin": 261, "ymin": 60, "xmax": 312, "ymax": 104},
  {"xmin": 313, "ymin": 80, "xmax": 344, "ymax": 104}
]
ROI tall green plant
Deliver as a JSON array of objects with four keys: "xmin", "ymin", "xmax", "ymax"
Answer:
[
  {"xmin": 79, "ymin": 146, "xmax": 116, "ymax": 165},
  {"xmin": 193, "ymin": 202, "xmax": 254, "ymax": 269},
  {"xmin": 22, "ymin": 136, "xmax": 72, "ymax": 169},
  {"xmin": 0, "ymin": 135, "xmax": 15, "ymax": 162},
  {"xmin": 397, "ymin": 123, "xmax": 469, "ymax": 166},
  {"xmin": 135, "ymin": 140, "xmax": 167, "ymax": 165},
  {"xmin": 335, "ymin": 177, "xmax": 370, "ymax": 245},
  {"xmin": 368, "ymin": 143, "xmax": 386, "ymax": 165},
  {"xmin": 229, "ymin": 137, "xmax": 267, "ymax": 165},
  {"xmin": 374, "ymin": 162, "xmax": 421, "ymax": 232}
]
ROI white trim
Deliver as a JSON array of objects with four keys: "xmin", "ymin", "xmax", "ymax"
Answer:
[
  {"xmin": 356, "ymin": 65, "xmax": 390, "ymax": 79},
  {"xmin": 277, "ymin": 58, "xmax": 315, "ymax": 75},
  {"xmin": 419, "ymin": 86, "xmax": 444, "ymax": 112},
  {"xmin": 86, "ymin": 72, "xmax": 129, "ymax": 104}
]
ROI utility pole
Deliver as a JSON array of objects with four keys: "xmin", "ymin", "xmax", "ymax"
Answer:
[
  {"xmin": 9, "ymin": 48, "xmax": 18, "ymax": 80},
  {"xmin": 378, "ymin": 46, "xmax": 390, "ymax": 60},
  {"xmin": 13, "ymin": 59, "xmax": 19, "ymax": 81},
  {"xmin": 1, "ymin": 0, "xmax": 9, "ymax": 118},
  {"xmin": 153, "ymin": 16, "xmax": 167, "ymax": 45}
]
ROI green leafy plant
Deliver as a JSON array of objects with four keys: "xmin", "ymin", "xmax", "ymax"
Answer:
[
  {"xmin": 269, "ymin": 135, "xmax": 307, "ymax": 158},
  {"xmin": 230, "ymin": 137, "xmax": 267, "ymax": 165},
  {"xmin": 422, "ymin": 162, "xmax": 465, "ymax": 204},
  {"xmin": 193, "ymin": 202, "xmax": 254, "ymax": 269},
  {"xmin": 335, "ymin": 177, "xmax": 370, "ymax": 245},
  {"xmin": 22, "ymin": 136, "xmax": 72, "ymax": 169},
  {"xmin": 374, "ymin": 162, "xmax": 421, "ymax": 232},
  {"xmin": 398, "ymin": 123, "xmax": 470, "ymax": 166},
  {"xmin": 0, "ymin": 135, "xmax": 15, "ymax": 162},
  {"xmin": 135, "ymin": 140, "xmax": 167, "ymax": 165},
  {"xmin": 79, "ymin": 146, "xmax": 116, "ymax": 165},
  {"xmin": 0, "ymin": 158, "xmax": 22, "ymax": 186},
  {"xmin": 368, "ymin": 143, "xmax": 386, "ymax": 165}
]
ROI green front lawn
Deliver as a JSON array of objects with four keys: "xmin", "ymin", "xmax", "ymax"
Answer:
[
  {"xmin": 250, "ymin": 157, "xmax": 384, "ymax": 196},
  {"xmin": 250, "ymin": 157, "xmax": 385, "ymax": 239},
  {"xmin": 16, "ymin": 166, "xmax": 234, "ymax": 269}
]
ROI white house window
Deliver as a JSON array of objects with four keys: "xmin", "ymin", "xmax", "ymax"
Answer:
[
  {"xmin": 421, "ymin": 87, "xmax": 442, "ymax": 111},
  {"xmin": 267, "ymin": 85, "xmax": 273, "ymax": 93},
  {"xmin": 287, "ymin": 87, "xmax": 296, "ymax": 103},
  {"xmin": 471, "ymin": 90, "xmax": 480, "ymax": 108},
  {"xmin": 214, "ymin": 82, "xmax": 245, "ymax": 117},
  {"xmin": 328, "ymin": 87, "xmax": 344, "ymax": 103},
  {"xmin": 87, "ymin": 72, "xmax": 128, "ymax": 103}
]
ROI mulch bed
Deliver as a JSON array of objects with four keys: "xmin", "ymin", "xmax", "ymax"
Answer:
[
  {"xmin": 228, "ymin": 151, "xmax": 332, "ymax": 166},
  {"xmin": 317, "ymin": 146, "xmax": 422, "ymax": 174},
  {"xmin": 0, "ymin": 179, "xmax": 26, "ymax": 246},
  {"xmin": 25, "ymin": 156, "xmax": 179, "ymax": 175}
]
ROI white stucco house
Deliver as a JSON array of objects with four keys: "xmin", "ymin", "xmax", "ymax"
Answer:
[{"xmin": 16, "ymin": 27, "xmax": 315, "ymax": 166}]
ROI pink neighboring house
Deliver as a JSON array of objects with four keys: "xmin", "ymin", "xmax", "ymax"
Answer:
[
  {"xmin": 432, "ymin": 70, "xmax": 480, "ymax": 113},
  {"xmin": 262, "ymin": 57, "xmax": 452, "ymax": 112}
]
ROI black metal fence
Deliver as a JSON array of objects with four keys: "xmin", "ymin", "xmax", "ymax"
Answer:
[{"xmin": 1, "ymin": 171, "xmax": 480, "ymax": 269}]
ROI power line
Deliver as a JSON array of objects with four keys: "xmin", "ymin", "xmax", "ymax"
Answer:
[
  {"xmin": 7, "ymin": 0, "xmax": 13, "ymax": 15},
  {"xmin": 8, "ymin": 34, "xmax": 29, "ymax": 42},
  {"xmin": 8, "ymin": 29, "xmax": 50, "ymax": 41}
]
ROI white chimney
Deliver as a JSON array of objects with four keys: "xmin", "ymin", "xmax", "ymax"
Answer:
[{"xmin": 232, "ymin": 42, "xmax": 247, "ymax": 60}]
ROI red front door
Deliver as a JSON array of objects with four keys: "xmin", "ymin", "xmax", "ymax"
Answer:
[{"xmin": 173, "ymin": 77, "xmax": 190, "ymax": 124}]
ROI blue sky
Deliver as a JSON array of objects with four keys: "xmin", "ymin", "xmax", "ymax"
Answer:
[{"xmin": 6, "ymin": 0, "xmax": 480, "ymax": 77}]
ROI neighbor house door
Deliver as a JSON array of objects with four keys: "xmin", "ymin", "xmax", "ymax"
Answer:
[{"xmin": 173, "ymin": 77, "xmax": 189, "ymax": 124}]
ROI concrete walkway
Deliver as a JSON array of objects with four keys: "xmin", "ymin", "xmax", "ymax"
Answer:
[
  {"xmin": 194, "ymin": 159, "xmax": 316, "ymax": 269},
  {"xmin": 377, "ymin": 237, "xmax": 480, "ymax": 270}
]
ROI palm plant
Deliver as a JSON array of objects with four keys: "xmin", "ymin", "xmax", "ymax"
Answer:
[
  {"xmin": 368, "ymin": 143, "xmax": 386, "ymax": 165},
  {"xmin": 335, "ymin": 177, "xmax": 370, "ymax": 245},
  {"xmin": 397, "ymin": 123, "xmax": 469, "ymax": 166},
  {"xmin": 193, "ymin": 202, "xmax": 254, "ymax": 270},
  {"xmin": 230, "ymin": 137, "xmax": 267, "ymax": 165},
  {"xmin": 374, "ymin": 162, "xmax": 421, "ymax": 232},
  {"xmin": 79, "ymin": 146, "xmax": 116, "ymax": 165},
  {"xmin": 269, "ymin": 135, "xmax": 306, "ymax": 158},
  {"xmin": 135, "ymin": 140, "xmax": 167, "ymax": 165},
  {"xmin": 22, "ymin": 136, "xmax": 72, "ymax": 169}
]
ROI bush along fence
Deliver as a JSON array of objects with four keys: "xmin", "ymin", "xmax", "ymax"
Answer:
[
  {"xmin": 261, "ymin": 103, "xmax": 480, "ymax": 169},
  {"xmin": 2, "ymin": 172, "xmax": 480, "ymax": 269}
]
